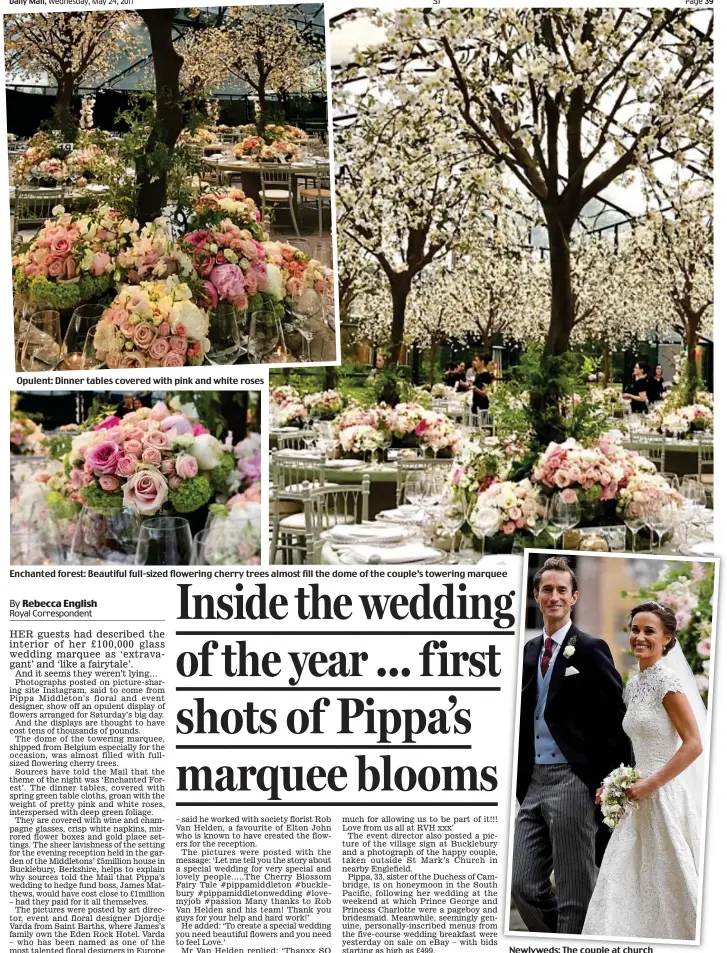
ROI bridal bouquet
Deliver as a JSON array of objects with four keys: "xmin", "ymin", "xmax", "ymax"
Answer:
[
  {"xmin": 93, "ymin": 276, "xmax": 210, "ymax": 369},
  {"xmin": 68, "ymin": 401, "xmax": 235, "ymax": 517},
  {"xmin": 12, "ymin": 205, "xmax": 138, "ymax": 311},
  {"xmin": 187, "ymin": 188, "xmax": 267, "ymax": 241},
  {"xmin": 600, "ymin": 764, "xmax": 642, "ymax": 830}
]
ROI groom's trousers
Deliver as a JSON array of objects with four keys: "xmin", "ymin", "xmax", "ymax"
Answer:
[{"xmin": 512, "ymin": 763, "xmax": 599, "ymax": 934}]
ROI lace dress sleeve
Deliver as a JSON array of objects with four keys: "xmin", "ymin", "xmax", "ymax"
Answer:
[{"xmin": 653, "ymin": 664, "xmax": 684, "ymax": 702}]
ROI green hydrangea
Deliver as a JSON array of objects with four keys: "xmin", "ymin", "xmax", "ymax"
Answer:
[
  {"xmin": 19, "ymin": 272, "xmax": 114, "ymax": 311},
  {"xmin": 81, "ymin": 481, "xmax": 125, "ymax": 516},
  {"xmin": 169, "ymin": 475, "xmax": 213, "ymax": 514},
  {"xmin": 209, "ymin": 452, "xmax": 235, "ymax": 492}
]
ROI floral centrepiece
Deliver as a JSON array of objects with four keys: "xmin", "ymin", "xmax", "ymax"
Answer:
[
  {"xmin": 469, "ymin": 478, "xmax": 545, "ymax": 537},
  {"xmin": 10, "ymin": 397, "xmax": 47, "ymax": 456},
  {"xmin": 182, "ymin": 221, "xmax": 268, "ymax": 314},
  {"xmin": 12, "ymin": 205, "xmax": 138, "ymax": 311},
  {"xmin": 263, "ymin": 241, "xmax": 334, "ymax": 308},
  {"xmin": 233, "ymin": 136, "xmax": 301, "ymax": 163},
  {"xmin": 69, "ymin": 401, "xmax": 235, "ymax": 517},
  {"xmin": 303, "ymin": 390, "xmax": 345, "ymax": 420},
  {"xmin": 187, "ymin": 188, "xmax": 267, "ymax": 242},
  {"xmin": 93, "ymin": 277, "xmax": 210, "ymax": 369}
]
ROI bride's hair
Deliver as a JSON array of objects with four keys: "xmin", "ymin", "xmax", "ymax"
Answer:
[{"xmin": 630, "ymin": 601, "xmax": 677, "ymax": 654}]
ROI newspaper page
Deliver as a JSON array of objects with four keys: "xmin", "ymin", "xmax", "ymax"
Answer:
[{"xmin": 4, "ymin": 3, "xmax": 724, "ymax": 953}]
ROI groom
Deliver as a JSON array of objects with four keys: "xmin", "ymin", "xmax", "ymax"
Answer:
[{"xmin": 512, "ymin": 556, "xmax": 632, "ymax": 935}]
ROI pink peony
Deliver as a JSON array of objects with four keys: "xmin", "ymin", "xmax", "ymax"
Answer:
[
  {"xmin": 95, "ymin": 416, "xmax": 121, "ymax": 431},
  {"xmin": 175, "ymin": 454, "xmax": 198, "ymax": 479},
  {"xmin": 122, "ymin": 469, "xmax": 169, "ymax": 515},
  {"xmin": 210, "ymin": 262, "xmax": 246, "ymax": 301},
  {"xmin": 184, "ymin": 230, "xmax": 213, "ymax": 248},
  {"xmin": 161, "ymin": 415, "xmax": 194, "ymax": 436},
  {"xmin": 193, "ymin": 424, "xmax": 210, "ymax": 436},
  {"xmin": 86, "ymin": 441, "xmax": 122, "ymax": 475},
  {"xmin": 149, "ymin": 401, "xmax": 170, "ymax": 422}
]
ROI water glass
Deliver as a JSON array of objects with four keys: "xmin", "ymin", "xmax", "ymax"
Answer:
[
  {"xmin": 58, "ymin": 303, "xmax": 104, "ymax": 369},
  {"xmin": 206, "ymin": 302, "xmax": 242, "ymax": 364},
  {"xmin": 248, "ymin": 309, "xmax": 286, "ymax": 364},
  {"xmin": 69, "ymin": 507, "xmax": 141, "ymax": 565}
]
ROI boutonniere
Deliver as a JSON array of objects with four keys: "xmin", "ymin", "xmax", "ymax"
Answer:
[{"xmin": 563, "ymin": 635, "xmax": 577, "ymax": 659}]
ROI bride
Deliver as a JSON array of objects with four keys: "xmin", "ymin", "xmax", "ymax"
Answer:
[{"xmin": 583, "ymin": 601, "xmax": 706, "ymax": 941}]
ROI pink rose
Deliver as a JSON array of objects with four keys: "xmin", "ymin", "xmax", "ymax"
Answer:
[
  {"xmin": 64, "ymin": 258, "xmax": 77, "ymax": 280},
  {"xmin": 184, "ymin": 230, "xmax": 213, "ymax": 248},
  {"xmin": 192, "ymin": 424, "xmax": 210, "ymax": 436},
  {"xmin": 119, "ymin": 319, "xmax": 136, "ymax": 339},
  {"xmin": 95, "ymin": 416, "xmax": 121, "ymax": 431},
  {"xmin": 176, "ymin": 454, "xmax": 198, "ymax": 479},
  {"xmin": 554, "ymin": 469, "xmax": 570, "ymax": 489},
  {"xmin": 143, "ymin": 430, "xmax": 169, "ymax": 450},
  {"xmin": 210, "ymin": 262, "xmax": 246, "ymax": 301},
  {"xmin": 47, "ymin": 257, "xmax": 66, "ymax": 278},
  {"xmin": 561, "ymin": 488, "xmax": 578, "ymax": 505},
  {"xmin": 115, "ymin": 455, "xmax": 137, "ymax": 477},
  {"xmin": 508, "ymin": 507, "xmax": 522, "ymax": 521},
  {"xmin": 122, "ymin": 469, "xmax": 169, "ymax": 515},
  {"xmin": 168, "ymin": 335, "xmax": 188, "ymax": 356},
  {"xmin": 86, "ymin": 441, "xmax": 122, "ymax": 475},
  {"xmin": 158, "ymin": 321, "xmax": 170, "ymax": 337},
  {"xmin": 98, "ymin": 475, "xmax": 120, "ymax": 492},
  {"xmin": 70, "ymin": 469, "xmax": 85, "ymax": 489},
  {"xmin": 92, "ymin": 252, "xmax": 111, "ymax": 276},
  {"xmin": 168, "ymin": 475, "xmax": 183, "ymax": 490},
  {"xmin": 199, "ymin": 258, "xmax": 215, "ymax": 279},
  {"xmin": 160, "ymin": 458, "xmax": 176, "ymax": 475},
  {"xmin": 124, "ymin": 439, "xmax": 143, "ymax": 457},
  {"xmin": 162, "ymin": 352, "xmax": 185, "ymax": 367},
  {"xmin": 142, "ymin": 447, "xmax": 162, "ymax": 465},
  {"xmin": 132, "ymin": 323, "xmax": 157, "ymax": 351}
]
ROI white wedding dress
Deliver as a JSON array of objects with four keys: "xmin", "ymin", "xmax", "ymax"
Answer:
[{"xmin": 583, "ymin": 658, "xmax": 701, "ymax": 941}]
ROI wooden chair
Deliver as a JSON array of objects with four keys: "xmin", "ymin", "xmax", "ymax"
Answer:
[
  {"xmin": 259, "ymin": 165, "xmax": 300, "ymax": 237},
  {"xmin": 13, "ymin": 187, "xmax": 65, "ymax": 242},
  {"xmin": 300, "ymin": 167, "xmax": 330, "ymax": 236}
]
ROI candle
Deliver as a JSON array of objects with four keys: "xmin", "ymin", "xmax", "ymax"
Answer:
[{"xmin": 59, "ymin": 352, "xmax": 84, "ymax": 370}]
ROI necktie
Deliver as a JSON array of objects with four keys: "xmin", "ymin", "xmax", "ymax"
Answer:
[{"xmin": 541, "ymin": 637, "xmax": 553, "ymax": 677}]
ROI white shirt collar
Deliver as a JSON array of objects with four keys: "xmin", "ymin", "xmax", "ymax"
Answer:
[{"xmin": 542, "ymin": 620, "xmax": 572, "ymax": 647}]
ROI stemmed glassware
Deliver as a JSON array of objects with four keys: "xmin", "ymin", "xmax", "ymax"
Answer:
[
  {"xmin": 134, "ymin": 516, "xmax": 193, "ymax": 566},
  {"xmin": 58, "ymin": 304, "xmax": 104, "ymax": 370},
  {"xmin": 644, "ymin": 501, "xmax": 676, "ymax": 554},
  {"xmin": 680, "ymin": 478, "xmax": 708, "ymax": 545},
  {"xmin": 20, "ymin": 310, "xmax": 62, "ymax": 371},
  {"xmin": 248, "ymin": 309, "xmax": 286, "ymax": 363},
  {"xmin": 69, "ymin": 507, "xmax": 141, "ymax": 565},
  {"xmin": 438, "ymin": 488, "xmax": 466, "ymax": 563},
  {"xmin": 546, "ymin": 493, "xmax": 581, "ymax": 549},
  {"xmin": 10, "ymin": 502, "xmax": 64, "ymax": 565},
  {"xmin": 206, "ymin": 302, "xmax": 242, "ymax": 364},
  {"xmin": 624, "ymin": 502, "xmax": 646, "ymax": 553},
  {"xmin": 524, "ymin": 489, "xmax": 549, "ymax": 548}
]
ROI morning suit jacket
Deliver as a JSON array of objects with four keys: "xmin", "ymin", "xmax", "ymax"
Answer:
[{"xmin": 517, "ymin": 623, "xmax": 633, "ymax": 804}]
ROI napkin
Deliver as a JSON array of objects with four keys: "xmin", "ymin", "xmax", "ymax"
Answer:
[
  {"xmin": 328, "ymin": 524, "xmax": 402, "ymax": 543},
  {"xmin": 346, "ymin": 543, "xmax": 440, "ymax": 564},
  {"xmin": 324, "ymin": 459, "xmax": 364, "ymax": 469}
]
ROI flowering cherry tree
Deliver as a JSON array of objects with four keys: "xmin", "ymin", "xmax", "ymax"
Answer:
[
  {"xmin": 406, "ymin": 261, "xmax": 472, "ymax": 384},
  {"xmin": 628, "ymin": 184, "xmax": 713, "ymax": 401},
  {"xmin": 4, "ymin": 12, "xmax": 140, "ymax": 139},
  {"xmin": 227, "ymin": 8, "xmax": 307, "ymax": 134},
  {"xmin": 335, "ymin": 90, "xmax": 484, "ymax": 365}
]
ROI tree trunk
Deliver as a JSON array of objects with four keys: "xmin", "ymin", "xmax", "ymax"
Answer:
[
  {"xmin": 389, "ymin": 274, "xmax": 412, "ymax": 368},
  {"xmin": 684, "ymin": 314, "xmax": 700, "ymax": 404},
  {"xmin": 324, "ymin": 366, "xmax": 337, "ymax": 391},
  {"xmin": 544, "ymin": 211, "xmax": 575, "ymax": 356},
  {"xmin": 429, "ymin": 335, "xmax": 437, "ymax": 388},
  {"xmin": 256, "ymin": 85, "xmax": 268, "ymax": 136},
  {"xmin": 602, "ymin": 345, "xmax": 611, "ymax": 385},
  {"xmin": 54, "ymin": 73, "xmax": 77, "ymax": 142},
  {"xmin": 136, "ymin": 11, "xmax": 185, "ymax": 224}
]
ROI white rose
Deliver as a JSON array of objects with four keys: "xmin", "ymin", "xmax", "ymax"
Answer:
[
  {"xmin": 191, "ymin": 433, "xmax": 225, "ymax": 470},
  {"xmin": 260, "ymin": 262, "xmax": 285, "ymax": 301},
  {"xmin": 170, "ymin": 299, "xmax": 209, "ymax": 342}
]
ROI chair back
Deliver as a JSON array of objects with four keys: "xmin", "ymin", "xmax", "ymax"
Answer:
[
  {"xmin": 308, "ymin": 476, "xmax": 371, "ymax": 560},
  {"xmin": 260, "ymin": 165, "xmax": 293, "ymax": 189},
  {"xmin": 697, "ymin": 435, "xmax": 714, "ymax": 478},
  {"xmin": 13, "ymin": 187, "xmax": 65, "ymax": 240},
  {"xmin": 277, "ymin": 432, "xmax": 307, "ymax": 451},
  {"xmin": 270, "ymin": 450, "xmax": 327, "ymax": 499},
  {"xmin": 632, "ymin": 435, "xmax": 666, "ymax": 472}
]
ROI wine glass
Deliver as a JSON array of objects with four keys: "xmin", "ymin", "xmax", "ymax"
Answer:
[
  {"xmin": 20, "ymin": 310, "xmax": 62, "ymax": 371},
  {"xmin": 680, "ymin": 478, "xmax": 708, "ymax": 544},
  {"xmin": 469, "ymin": 498, "xmax": 501, "ymax": 556},
  {"xmin": 58, "ymin": 303, "xmax": 104, "ymax": 369},
  {"xmin": 206, "ymin": 302, "xmax": 241, "ymax": 364},
  {"xmin": 80, "ymin": 327, "xmax": 104, "ymax": 370},
  {"xmin": 10, "ymin": 502, "xmax": 64, "ymax": 566},
  {"xmin": 524, "ymin": 489, "xmax": 549, "ymax": 546},
  {"xmin": 301, "ymin": 419, "xmax": 317, "ymax": 453},
  {"xmin": 69, "ymin": 507, "xmax": 141, "ymax": 565},
  {"xmin": 439, "ymin": 489, "xmax": 466, "ymax": 563},
  {"xmin": 248, "ymin": 309, "xmax": 285, "ymax": 364},
  {"xmin": 624, "ymin": 501, "xmax": 646, "ymax": 553},
  {"xmin": 645, "ymin": 501, "xmax": 676, "ymax": 554},
  {"xmin": 134, "ymin": 516, "xmax": 193, "ymax": 566},
  {"xmin": 313, "ymin": 241, "xmax": 333, "ymax": 268},
  {"xmin": 545, "ymin": 495, "xmax": 570, "ymax": 549}
]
